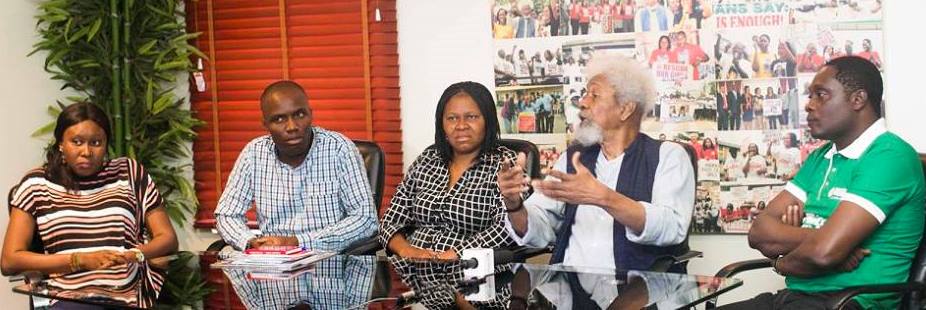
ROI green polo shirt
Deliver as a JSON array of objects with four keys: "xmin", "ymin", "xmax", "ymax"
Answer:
[{"xmin": 784, "ymin": 119, "xmax": 925, "ymax": 309}]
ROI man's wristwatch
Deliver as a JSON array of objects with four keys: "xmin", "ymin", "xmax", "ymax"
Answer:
[{"xmin": 128, "ymin": 248, "xmax": 146, "ymax": 263}]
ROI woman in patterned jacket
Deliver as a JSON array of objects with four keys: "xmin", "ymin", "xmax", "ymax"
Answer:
[{"xmin": 380, "ymin": 81, "xmax": 519, "ymax": 308}]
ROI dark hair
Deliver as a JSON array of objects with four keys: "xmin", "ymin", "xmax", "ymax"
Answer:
[
  {"xmin": 433, "ymin": 81, "xmax": 500, "ymax": 163},
  {"xmin": 702, "ymin": 137, "xmax": 715, "ymax": 149},
  {"xmin": 45, "ymin": 102, "xmax": 112, "ymax": 191},
  {"xmin": 658, "ymin": 35, "xmax": 672, "ymax": 50},
  {"xmin": 260, "ymin": 80, "xmax": 308, "ymax": 105},
  {"xmin": 824, "ymin": 56, "xmax": 883, "ymax": 117},
  {"xmin": 784, "ymin": 132, "xmax": 799, "ymax": 148}
]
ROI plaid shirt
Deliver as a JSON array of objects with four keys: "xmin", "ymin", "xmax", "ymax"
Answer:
[
  {"xmin": 215, "ymin": 127, "xmax": 378, "ymax": 251},
  {"xmin": 223, "ymin": 255, "xmax": 376, "ymax": 309}
]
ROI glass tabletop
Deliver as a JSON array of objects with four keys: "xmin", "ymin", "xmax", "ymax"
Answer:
[
  {"xmin": 213, "ymin": 254, "xmax": 743, "ymax": 310},
  {"xmin": 11, "ymin": 253, "xmax": 742, "ymax": 309},
  {"xmin": 12, "ymin": 280, "xmax": 147, "ymax": 309}
]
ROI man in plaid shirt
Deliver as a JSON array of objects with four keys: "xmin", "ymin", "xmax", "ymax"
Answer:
[{"xmin": 215, "ymin": 80, "xmax": 378, "ymax": 252}]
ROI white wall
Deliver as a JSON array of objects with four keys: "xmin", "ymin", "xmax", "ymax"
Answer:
[{"xmin": 397, "ymin": 0, "xmax": 926, "ymax": 305}]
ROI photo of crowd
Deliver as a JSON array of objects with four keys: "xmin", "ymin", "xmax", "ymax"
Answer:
[
  {"xmin": 645, "ymin": 80, "xmax": 715, "ymax": 132},
  {"xmin": 537, "ymin": 144, "xmax": 565, "ymax": 178},
  {"xmin": 496, "ymin": 85, "xmax": 568, "ymax": 134},
  {"xmin": 788, "ymin": 0, "xmax": 882, "ymax": 24},
  {"xmin": 491, "ymin": 0, "xmax": 715, "ymax": 40},
  {"xmin": 692, "ymin": 181, "xmax": 721, "ymax": 233},
  {"xmin": 786, "ymin": 25, "xmax": 884, "ymax": 71},
  {"xmin": 495, "ymin": 41, "xmax": 565, "ymax": 87},
  {"xmin": 714, "ymin": 78, "xmax": 802, "ymax": 131},
  {"xmin": 639, "ymin": 29, "xmax": 713, "ymax": 81},
  {"xmin": 489, "ymin": 0, "xmax": 885, "ymax": 235}
]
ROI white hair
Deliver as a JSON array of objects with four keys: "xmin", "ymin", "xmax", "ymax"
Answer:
[{"xmin": 583, "ymin": 52, "xmax": 657, "ymax": 116}]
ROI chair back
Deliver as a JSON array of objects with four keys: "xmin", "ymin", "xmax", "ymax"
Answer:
[
  {"xmin": 648, "ymin": 141, "xmax": 699, "ymax": 272},
  {"xmin": 353, "ymin": 140, "xmax": 385, "ymax": 209},
  {"xmin": 902, "ymin": 154, "xmax": 926, "ymax": 309},
  {"xmin": 498, "ymin": 138, "xmax": 541, "ymax": 179}
]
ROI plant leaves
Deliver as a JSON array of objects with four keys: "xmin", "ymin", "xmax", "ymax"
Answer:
[
  {"xmin": 31, "ymin": 121, "xmax": 56, "ymax": 137},
  {"xmin": 86, "ymin": 18, "xmax": 103, "ymax": 42}
]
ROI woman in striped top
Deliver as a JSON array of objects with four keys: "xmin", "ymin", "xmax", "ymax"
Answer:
[{"xmin": 1, "ymin": 103, "xmax": 178, "ymax": 308}]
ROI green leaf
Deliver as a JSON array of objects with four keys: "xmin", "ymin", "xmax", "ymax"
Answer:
[
  {"xmin": 31, "ymin": 121, "xmax": 56, "ymax": 137},
  {"xmin": 45, "ymin": 49, "xmax": 67, "ymax": 69},
  {"xmin": 63, "ymin": 18, "xmax": 72, "ymax": 42},
  {"xmin": 86, "ymin": 18, "xmax": 102, "ymax": 42},
  {"xmin": 151, "ymin": 94, "xmax": 172, "ymax": 115},
  {"xmin": 187, "ymin": 45, "xmax": 208, "ymax": 60},
  {"xmin": 145, "ymin": 79, "xmax": 154, "ymax": 110},
  {"xmin": 137, "ymin": 39, "xmax": 157, "ymax": 55},
  {"xmin": 66, "ymin": 25, "xmax": 89, "ymax": 44},
  {"xmin": 169, "ymin": 33, "xmax": 199, "ymax": 44},
  {"xmin": 155, "ymin": 60, "xmax": 188, "ymax": 71}
]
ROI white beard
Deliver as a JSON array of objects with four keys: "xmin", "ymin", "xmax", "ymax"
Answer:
[{"xmin": 573, "ymin": 120, "xmax": 603, "ymax": 146}]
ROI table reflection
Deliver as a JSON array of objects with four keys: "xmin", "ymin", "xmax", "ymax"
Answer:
[
  {"xmin": 388, "ymin": 255, "xmax": 512, "ymax": 309},
  {"xmin": 222, "ymin": 255, "xmax": 376, "ymax": 309},
  {"xmin": 13, "ymin": 254, "xmax": 742, "ymax": 309}
]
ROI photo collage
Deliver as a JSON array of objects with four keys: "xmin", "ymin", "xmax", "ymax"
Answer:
[{"xmin": 490, "ymin": 0, "xmax": 884, "ymax": 234}]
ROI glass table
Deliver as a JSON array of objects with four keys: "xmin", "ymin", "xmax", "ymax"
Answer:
[{"xmin": 12, "ymin": 254, "xmax": 742, "ymax": 309}]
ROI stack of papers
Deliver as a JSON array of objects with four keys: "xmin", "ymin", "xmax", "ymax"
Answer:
[{"xmin": 220, "ymin": 246, "xmax": 336, "ymax": 272}]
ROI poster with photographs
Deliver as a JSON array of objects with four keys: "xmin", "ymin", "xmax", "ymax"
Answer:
[{"xmin": 489, "ymin": 0, "xmax": 884, "ymax": 234}]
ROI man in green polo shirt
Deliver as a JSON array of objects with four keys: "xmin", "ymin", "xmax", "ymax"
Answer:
[{"xmin": 721, "ymin": 56, "xmax": 925, "ymax": 309}]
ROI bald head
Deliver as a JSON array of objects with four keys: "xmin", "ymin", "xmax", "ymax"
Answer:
[{"xmin": 260, "ymin": 80, "xmax": 309, "ymax": 114}]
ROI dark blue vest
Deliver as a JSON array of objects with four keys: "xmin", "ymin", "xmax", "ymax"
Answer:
[{"xmin": 549, "ymin": 133, "xmax": 689, "ymax": 272}]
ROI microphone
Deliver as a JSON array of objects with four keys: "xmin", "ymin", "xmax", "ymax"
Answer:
[
  {"xmin": 396, "ymin": 249, "xmax": 519, "ymax": 307},
  {"xmin": 460, "ymin": 249, "xmax": 516, "ymax": 270}
]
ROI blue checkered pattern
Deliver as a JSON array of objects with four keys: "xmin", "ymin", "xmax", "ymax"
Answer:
[
  {"xmin": 223, "ymin": 255, "xmax": 376, "ymax": 309},
  {"xmin": 215, "ymin": 127, "xmax": 379, "ymax": 251}
]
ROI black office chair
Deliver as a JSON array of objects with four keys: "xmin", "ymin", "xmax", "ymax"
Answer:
[
  {"xmin": 340, "ymin": 140, "xmax": 385, "ymax": 255},
  {"xmin": 498, "ymin": 138, "xmax": 542, "ymax": 180},
  {"xmin": 706, "ymin": 154, "xmax": 926, "ymax": 310},
  {"xmin": 206, "ymin": 140, "xmax": 386, "ymax": 255},
  {"xmin": 648, "ymin": 141, "xmax": 703, "ymax": 272}
]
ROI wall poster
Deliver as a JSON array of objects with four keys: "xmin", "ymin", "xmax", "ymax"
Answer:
[{"xmin": 490, "ymin": 0, "xmax": 884, "ymax": 234}]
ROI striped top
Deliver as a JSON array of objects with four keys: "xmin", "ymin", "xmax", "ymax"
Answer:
[{"xmin": 9, "ymin": 157, "xmax": 165, "ymax": 307}]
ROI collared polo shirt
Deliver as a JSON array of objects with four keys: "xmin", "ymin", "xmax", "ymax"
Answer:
[{"xmin": 784, "ymin": 119, "xmax": 925, "ymax": 309}]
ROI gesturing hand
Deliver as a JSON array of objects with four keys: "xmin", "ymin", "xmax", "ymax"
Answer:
[
  {"xmin": 498, "ymin": 153, "xmax": 530, "ymax": 211},
  {"xmin": 532, "ymin": 152, "xmax": 611, "ymax": 207}
]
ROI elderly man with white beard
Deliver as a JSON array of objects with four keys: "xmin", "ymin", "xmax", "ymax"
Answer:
[{"xmin": 499, "ymin": 54, "xmax": 696, "ymax": 272}]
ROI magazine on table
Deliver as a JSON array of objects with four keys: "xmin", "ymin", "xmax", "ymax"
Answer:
[{"xmin": 215, "ymin": 246, "xmax": 337, "ymax": 271}]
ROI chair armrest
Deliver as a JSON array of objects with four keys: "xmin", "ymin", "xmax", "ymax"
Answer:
[
  {"xmin": 715, "ymin": 258, "xmax": 773, "ymax": 278},
  {"xmin": 705, "ymin": 259, "xmax": 774, "ymax": 309},
  {"xmin": 341, "ymin": 236, "xmax": 382, "ymax": 256},
  {"xmin": 206, "ymin": 239, "xmax": 230, "ymax": 252},
  {"xmin": 649, "ymin": 250, "xmax": 704, "ymax": 272},
  {"xmin": 825, "ymin": 282, "xmax": 926, "ymax": 310},
  {"xmin": 510, "ymin": 244, "xmax": 554, "ymax": 262},
  {"xmin": 674, "ymin": 250, "xmax": 703, "ymax": 264},
  {"xmin": 7, "ymin": 271, "xmax": 44, "ymax": 284}
]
